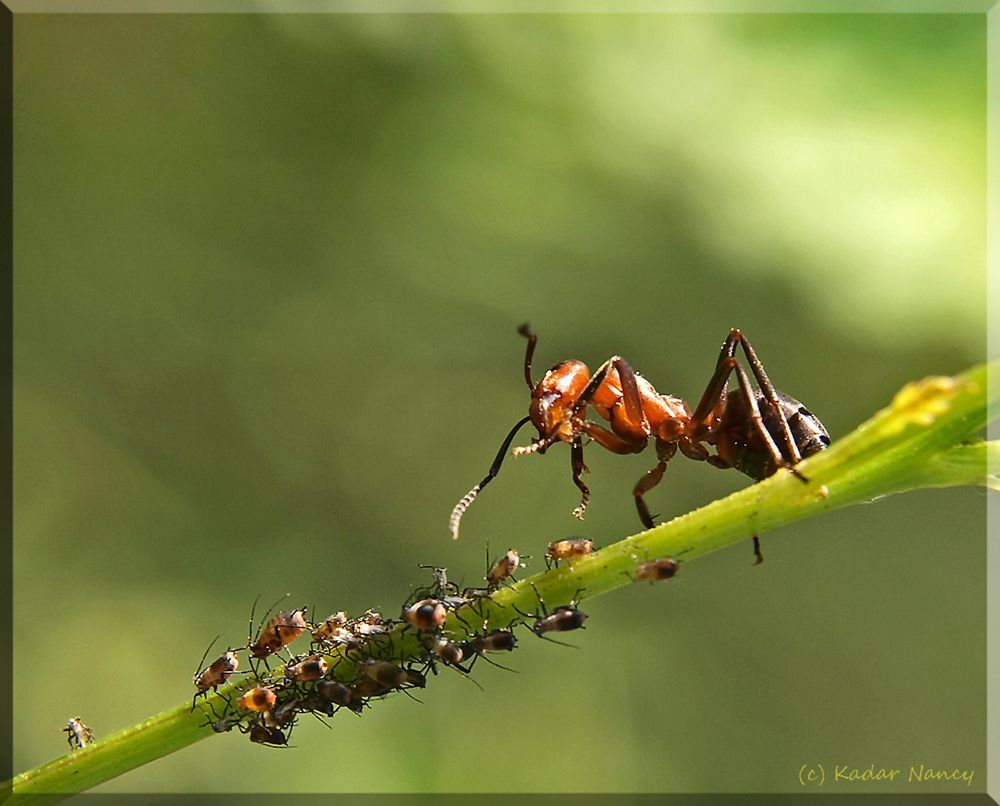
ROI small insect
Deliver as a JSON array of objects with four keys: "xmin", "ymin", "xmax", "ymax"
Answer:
[
  {"xmin": 403, "ymin": 598, "xmax": 447, "ymax": 632},
  {"xmin": 284, "ymin": 654, "xmax": 329, "ymax": 683},
  {"xmin": 62, "ymin": 717, "xmax": 94, "ymax": 750},
  {"xmin": 199, "ymin": 700, "xmax": 245, "ymax": 734},
  {"xmin": 426, "ymin": 635, "xmax": 469, "ymax": 670},
  {"xmin": 545, "ymin": 537, "xmax": 594, "ymax": 567},
  {"xmin": 316, "ymin": 680, "xmax": 365, "ymax": 713},
  {"xmin": 359, "ymin": 660, "xmax": 409, "ymax": 689},
  {"xmin": 250, "ymin": 608, "xmax": 309, "ymax": 660},
  {"xmin": 458, "ymin": 629, "xmax": 518, "ymax": 673},
  {"xmin": 515, "ymin": 585, "xmax": 588, "ymax": 645},
  {"xmin": 634, "ymin": 556, "xmax": 680, "ymax": 582},
  {"xmin": 449, "ymin": 326, "xmax": 829, "ymax": 563},
  {"xmin": 248, "ymin": 724, "xmax": 289, "ymax": 747},
  {"xmin": 237, "ymin": 687, "xmax": 278, "ymax": 714},
  {"xmin": 350, "ymin": 609, "xmax": 391, "ymax": 638},
  {"xmin": 192, "ymin": 640, "xmax": 240, "ymax": 710},
  {"xmin": 486, "ymin": 548, "xmax": 523, "ymax": 589},
  {"xmin": 311, "ymin": 611, "xmax": 348, "ymax": 644}
]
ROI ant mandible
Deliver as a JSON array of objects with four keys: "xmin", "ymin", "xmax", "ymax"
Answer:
[{"xmin": 449, "ymin": 325, "xmax": 830, "ymax": 557}]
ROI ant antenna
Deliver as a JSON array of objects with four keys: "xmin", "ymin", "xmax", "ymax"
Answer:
[{"xmin": 449, "ymin": 416, "xmax": 532, "ymax": 540}]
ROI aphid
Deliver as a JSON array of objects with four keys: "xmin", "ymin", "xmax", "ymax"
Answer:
[
  {"xmin": 466, "ymin": 629, "xmax": 517, "ymax": 654},
  {"xmin": 350, "ymin": 609, "xmax": 391, "ymax": 638},
  {"xmin": 515, "ymin": 584, "xmax": 588, "ymax": 645},
  {"xmin": 402, "ymin": 668, "xmax": 427, "ymax": 689},
  {"xmin": 545, "ymin": 537, "xmax": 594, "ymax": 567},
  {"xmin": 250, "ymin": 609, "xmax": 309, "ymax": 660},
  {"xmin": 634, "ymin": 556, "xmax": 680, "ymax": 582},
  {"xmin": 62, "ymin": 717, "xmax": 94, "ymax": 750},
  {"xmin": 284, "ymin": 654, "xmax": 329, "ymax": 683},
  {"xmin": 359, "ymin": 660, "xmax": 409, "ymax": 689},
  {"xmin": 316, "ymin": 680, "xmax": 365, "ymax": 713},
  {"xmin": 199, "ymin": 701, "xmax": 245, "ymax": 734},
  {"xmin": 449, "ymin": 326, "xmax": 829, "ymax": 563},
  {"xmin": 192, "ymin": 650, "xmax": 239, "ymax": 706},
  {"xmin": 248, "ymin": 724, "xmax": 288, "ymax": 747},
  {"xmin": 426, "ymin": 634, "xmax": 468, "ymax": 669},
  {"xmin": 486, "ymin": 549, "xmax": 523, "ymax": 589},
  {"xmin": 403, "ymin": 598, "xmax": 447, "ymax": 632},
  {"xmin": 352, "ymin": 676, "xmax": 393, "ymax": 699},
  {"xmin": 311, "ymin": 611, "xmax": 348, "ymax": 644},
  {"xmin": 237, "ymin": 687, "xmax": 278, "ymax": 714}
]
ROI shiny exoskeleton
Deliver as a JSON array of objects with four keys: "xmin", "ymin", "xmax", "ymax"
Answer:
[
  {"xmin": 63, "ymin": 717, "xmax": 94, "ymax": 751},
  {"xmin": 449, "ymin": 326, "xmax": 830, "ymax": 561}
]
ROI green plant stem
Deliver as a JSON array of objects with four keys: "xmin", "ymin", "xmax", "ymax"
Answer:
[{"xmin": 9, "ymin": 360, "xmax": 998, "ymax": 800}]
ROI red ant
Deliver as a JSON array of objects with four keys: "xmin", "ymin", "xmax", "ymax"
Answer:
[{"xmin": 449, "ymin": 325, "xmax": 829, "ymax": 561}]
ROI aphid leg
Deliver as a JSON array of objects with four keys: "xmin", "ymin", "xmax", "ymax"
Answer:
[
  {"xmin": 752, "ymin": 536, "xmax": 764, "ymax": 565},
  {"xmin": 449, "ymin": 415, "xmax": 533, "ymax": 540}
]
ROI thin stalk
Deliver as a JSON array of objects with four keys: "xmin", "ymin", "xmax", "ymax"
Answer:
[{"xmin": 9, "ymin": 360, "xmax": 998, "ymax": 800}]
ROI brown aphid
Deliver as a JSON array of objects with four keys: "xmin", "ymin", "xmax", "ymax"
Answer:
[
  {"xmin": 237, "ymin": 687, "xmax": 277, "ymax": 713},
  {"xmin": 63, "ymin": 717, "xmax": 94, "ymax": 750},
  {"xmin": 546, "ymin": 537, "xmax": 594, "ymax": 565},
  {"xmin": 403, "ymin": 598, "xmax": 447, "ymax": 631},
  {"xmin": 284, "ymin": 654, "xmax": 328, "ymax": 683},
  {"xmin": 487, "ymin": 549, "xmax": 523, "ymax": 589},
  {"xmin": 250, "ymin": 609, "xmax": 309, "ymax": 659},
  {"xmin": 352, "ymin": 676, "xmax": 393, "ymax": 699},
  {"xmin": 359, "ymin": 660, "xmax": 409, "ymax": 689},
  {"xmin": 426, "ymin": 634, "xmax": 466, "ymax": 667},
  {"xmin": 311, "ymin": 611, "xmax": 348, "ymax": 643},
  {"xmin": 403, "ymin": 669, "xmax": 427, "ymax": 689},
  {"xmin": 634, "ymin": 557, "xmax": 680, "ymax": 582},
  {"xmin": 194, "ymin": 651, "xmax": 239, "ymax": 695}
]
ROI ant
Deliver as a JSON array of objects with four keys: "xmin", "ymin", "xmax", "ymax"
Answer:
[
  {"xmin": 62, "ymin": 717, "xmax": 94, "ymax": 751},
  {"xmin": 449, "ymin": 325, "xmax": 830, "ymax": 562}
]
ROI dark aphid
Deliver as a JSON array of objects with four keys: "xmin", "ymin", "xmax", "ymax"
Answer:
[
  {"xmin": 250, "ymin": 609, "xmax": 309, "ymax": 660},
  {"xmin": 316, "ymin": 680, "xmax": 364, "ymax": 713},
  {"xmin": 63, "ymin": 717, "xmax": 94, "ymax": 750},
  {"xmin": 237, "ymin": 687, "xmax": 277, "ymax": 714},
  {"xmin": 248, "ymin": 724, "xmax": 288, "ymax": 747},
  {"xmin": 449, "ymin": 326, "xmax": 829, "ymax": 565},
  {"xmin": 533, "ymin": 606, "xmax": 588, "ymax": 636},
  {"xmin": 284, "ymin": 655, "xmax": 328, "ymax": 683},
  {"xmin": 487, "ymin": 549, "xmax": 523, "ymax": 589},
  {"xmin": 403, "ymin": 599, "xmax": 447, "ymax": 632},
  {"xmin": 352, "ymin": 676, "xmax": 394, "ymax": 699},
  {"xmin": 468, "ymin": 629, "xmax": 517, "ymax": 654},
  {"xmin": 266, "ymin": 698, "xmax": 300, "ymax": 729},
  {"xmin": 545, "ymin": 537, "xmax": 594, "ymax": 567},
  {"xmin": 634, "ymin": 556, "xmax": 680, "ymax": 582},
  {"xmin": 199, "ymin": 701, "xmax": 245, "ymax": 734}
]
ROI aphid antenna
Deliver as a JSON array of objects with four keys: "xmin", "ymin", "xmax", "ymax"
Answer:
[{"xmin": 474, "ymin": 653, "xmax": 519, "ymax": 674}]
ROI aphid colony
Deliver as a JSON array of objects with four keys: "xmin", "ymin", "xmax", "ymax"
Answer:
[{"xmin": 188, "ymin": 546, "xmax": 679, "ymax": 749}]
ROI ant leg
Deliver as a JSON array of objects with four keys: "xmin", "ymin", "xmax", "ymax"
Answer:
[
  {"xmin": 633, "ymin": 441, "xmax": 678, "ymax": 528},
  {"xmin": 449, "ymin": 415, "xmax": 533, "ymax": 540},
  {"xmin": 731, "ymin": 331, "xmax": 803, "ymax": 467},
  {"xmin": 570, "ymin": 435, "xmax": 590, "ymax": 519},
  {"xmin": 517, "ymin": 324, "xmax": 538, "ymax": 391},
  {"xmin": 728, "ymin": 360, "xmax": 793, "ymax": 482}
]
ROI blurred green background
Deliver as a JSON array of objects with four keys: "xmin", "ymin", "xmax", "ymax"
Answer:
[{"xmin": 13, "ymin": 12, "xmax": 986, "ymax": 794}]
